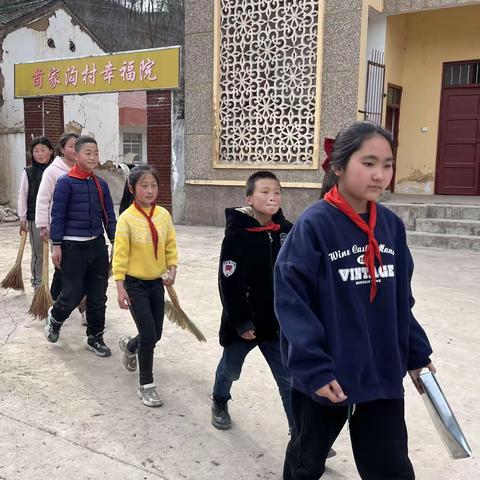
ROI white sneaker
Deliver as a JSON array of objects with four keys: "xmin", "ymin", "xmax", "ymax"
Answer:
[
  {"xmin": 119, "ymin": 335, "xmax": 137, "ymax": 372},
  {"xmin": 137, "ymin": 384, "xmax": 163, "ymax": 407}
]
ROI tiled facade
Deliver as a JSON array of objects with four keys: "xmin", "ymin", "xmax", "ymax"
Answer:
[{"xmin": 184, "ymin": 0, "xmax": 480, "ymax": 225}]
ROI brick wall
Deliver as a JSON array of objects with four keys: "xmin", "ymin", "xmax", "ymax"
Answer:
[
  {"xmin": 119, "ymin": 91, "xmax": 147, "ymax": 108},
  {"xmin": 147, "ymin": 90, "xmax": 172, "ymax": 212},
  {"xmin": 119, "ymin": 91, "xmax": 147, "ymax": 126},
  {"xmin": 119, "ymin": 107, "xmax": 147, "ymax": 126},
  {"xmin": 23, "ymin": 96, "xmax": 64, "ymax": 164}
]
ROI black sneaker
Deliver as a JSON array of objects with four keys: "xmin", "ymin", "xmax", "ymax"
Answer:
[
  {"xmin": 44, "ymin": 308, "xmax": 61, "ymax": 343},
  {"xmin": 86, "ymin": 335, "xmax": 112, "ymax": 357},
  {"xmin": 211, "ymin": 399, "xmax": 232, "ymax": 430}
]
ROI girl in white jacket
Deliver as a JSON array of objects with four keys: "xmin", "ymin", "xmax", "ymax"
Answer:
[{"xmin": 35, "ymin": 133, "xmax": 78, "ymax": 238}]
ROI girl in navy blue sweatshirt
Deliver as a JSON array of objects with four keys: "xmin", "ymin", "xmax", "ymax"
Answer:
[{"xmin": 274, "ymin": 122, "xmax": 435, "ymax": 480}]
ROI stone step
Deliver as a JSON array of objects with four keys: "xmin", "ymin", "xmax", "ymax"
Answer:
[
  {"xmin": 406, "ymin": 231, "xmax": 480, "ymax": 251},
  {"xmin": 415, "ymin": 218, "xmax": 480, "ymax": 236},
  {"xmin": 427, "ymin": 204, "xmax": 480, "ymax": 221},
  {"xmin": 383, "ymin": 203, "xmax": 480, "ymax": 230}
]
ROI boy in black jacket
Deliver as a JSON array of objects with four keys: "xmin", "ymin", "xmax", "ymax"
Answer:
[{"xmin": 211, "ymin": 171, "xmax": 293, "ymax": 431}]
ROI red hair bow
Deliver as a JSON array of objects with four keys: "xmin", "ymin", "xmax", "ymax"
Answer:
[{"xmin": 322, "ymin": 137, "xmax": 335, "ymax": 172}]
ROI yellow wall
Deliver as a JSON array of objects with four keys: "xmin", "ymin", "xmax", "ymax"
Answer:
[{"xmin": 385, "ymin": 5, "xmax": 480, "ymax": 194}]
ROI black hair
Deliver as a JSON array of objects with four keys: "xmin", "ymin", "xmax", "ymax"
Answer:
[
  {"xmin": 320, "ymin": 121, "xmax": 394, "ymax": 198},
  {"xmin": 57, "ymin": 132, "xmax": 79, "ymax": 156},
  {"xmin": 30, "ymin": 136, "xmax": 55, "ymax": 162},
  {"xmin": 245, "ymin": 171, "xmax": 281, "ymax": 196},
  {"xmin": 119, "ymin": 164, "xmax": 160, "ymax": 214},
  {"xmin": 75, "ymin": 135, "xmax": 97, "ymax": 153}
]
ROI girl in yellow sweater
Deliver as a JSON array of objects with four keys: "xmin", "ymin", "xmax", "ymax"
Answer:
[{"xmin": 113, "ymin": 165, "xmax": 178, "ymax": 407}]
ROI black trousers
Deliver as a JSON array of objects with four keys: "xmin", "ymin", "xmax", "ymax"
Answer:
[
  {"xmin": 51, "ymin": 237, "xmax": 109, "ymax": 337},
  {"xmin": 50, "ymin": 268, "xmax": 62, "ymax": 300},
  {"xmin": 124, "ymin": 275, "xmax": 165, "ymax": 386},
  {"xmin": 51, "ymin": 268, "xmax": 86, "ymax": 313},
  {"xmin": 284, "ymin": 388, "xmax": 415, "ymax": 480}
]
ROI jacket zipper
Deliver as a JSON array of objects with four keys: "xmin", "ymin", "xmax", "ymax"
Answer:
[
  {"xmin": 267, "ymin": 231, "xmax": 274, "ymax": 272},
  {"xmin": 88, "ymin": 179, "xmax": 93, "ymax": 236}
]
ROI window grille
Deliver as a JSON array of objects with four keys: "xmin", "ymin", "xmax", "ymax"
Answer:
[
  {"xmin": 361, "ymin": 49, "xmax": 385, "ymax": 125},
  {"xmin": 444, "ymin": 62, "xmax": 480, "ymax": 86},
  {"xmin": 214, "ymin": 0, "xmax": 322, "ymax": 167}
]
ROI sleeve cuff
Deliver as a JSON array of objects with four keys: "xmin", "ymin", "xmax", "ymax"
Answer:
[
  {"xmin": 308, "ymin": 372, "xmax": 337, "ymax": 399},
  {"xmin": 235, "ymin": 320, "xmax": 255, "ymax": 336},
  {"xmin": 407, "ymin": 357, "xmax": 431, "ymax": 371}
]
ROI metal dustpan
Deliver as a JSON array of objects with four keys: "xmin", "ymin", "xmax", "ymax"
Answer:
[{"xmin": 419, "ymin": 371, "xmax": 472, "ymax": 459}]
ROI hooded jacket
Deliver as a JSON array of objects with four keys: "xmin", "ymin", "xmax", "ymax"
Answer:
[
  {"xmin": 35, "ymin": 156, "xmax": 71, "ymax": 228},
  {"xmin": 218, "ymin": 207, "xmax": 293, "ymax": 347}
]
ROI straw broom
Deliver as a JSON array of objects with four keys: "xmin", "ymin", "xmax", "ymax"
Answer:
[
  {"xmin": 28, "ymin": 241, "xmax": 53, "ymax": 320},
  {"xmin": 162, "ymin": 274, "xmax": 206, "ymax": 342},
  {"xmin": 1, "ymin": 231, "xmax": 28, "ymax": 291}
]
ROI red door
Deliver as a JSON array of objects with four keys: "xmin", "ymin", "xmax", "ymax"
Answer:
[{"xmin": 436, "ymin": 78, "xmax": 480, "ymax": 195}]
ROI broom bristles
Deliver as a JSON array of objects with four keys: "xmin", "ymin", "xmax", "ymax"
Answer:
[
  {"xmin": 1, "ymin": 231, "xmax": 27, "ymax": 291},
  {"xmin": 27, "ymin": 284, "xmax": 53, "ymax": 320},
  {"xmin": 28, "ymin": 240, "xmax": 52, "ymax": 320},
  {"xmin": 1, "ymin": 266, "xmax": 25, "ymax": 291},
  {"xmin": 165, "ymin": 299, "xmax": 207, "ymax": 342}
]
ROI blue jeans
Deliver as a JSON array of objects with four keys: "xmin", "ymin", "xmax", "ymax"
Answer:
[{"xmin": 213, "ymin": 340, "xmax": 293, "ymax": 427}]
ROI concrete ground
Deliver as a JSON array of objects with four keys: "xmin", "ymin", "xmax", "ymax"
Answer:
[{"xmin": 0, "ymin": 223, "xmax": 478, "ymax": 480}]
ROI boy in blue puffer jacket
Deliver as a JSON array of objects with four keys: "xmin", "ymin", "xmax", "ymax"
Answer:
[{"xmin": 44, "ymin": 136, "xmax": 116, "ymax": 357}]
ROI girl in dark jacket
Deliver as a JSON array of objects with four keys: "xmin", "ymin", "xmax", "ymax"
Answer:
[
  {"xmin": 17, "ymin": 137, "xmax": 54, "ymax": 290},
  {"xmin": 275, "ymin": 122, "xmax": 435, "ymax": 480}
]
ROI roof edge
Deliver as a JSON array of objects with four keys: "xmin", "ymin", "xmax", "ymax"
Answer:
[{"xmin": 0, "ymin": 0, "xmax": 110, "ymax": 53}]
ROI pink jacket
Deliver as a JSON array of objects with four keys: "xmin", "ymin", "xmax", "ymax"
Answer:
[{"xmin": 35, "ymin": 156, "xmax": 71, "ymax": 228}]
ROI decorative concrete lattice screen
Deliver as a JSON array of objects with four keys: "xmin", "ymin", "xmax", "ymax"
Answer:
[{"xmin": 213, "ymin": 0, "xmax": 323, "ymax": 169}]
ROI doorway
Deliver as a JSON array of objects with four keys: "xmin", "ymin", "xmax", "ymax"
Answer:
[
  {"xmin": 385, "ymin": 84, "xmax": 402, "ymax": 192},
  {"xmin": 436, "ymin": 60, "xmax": 480, "ymax": 195}
]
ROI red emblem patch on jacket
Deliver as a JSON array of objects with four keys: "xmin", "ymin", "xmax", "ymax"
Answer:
[{"xmin": 222, "ymin": 260, "xmax": 236, "ymax": 277}]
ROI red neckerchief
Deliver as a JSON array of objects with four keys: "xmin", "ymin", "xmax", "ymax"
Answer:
[
  {"xmin": 133, "ymin": 201, "xmax": 158, "ymax": 259},
  {"xmin": 68, "ymin": 165, "xmax": 108, "ymax": 229},
  {"xmin": 324, "ymin": 185, "xmax": 382, "ymax": 302},
  {"xmin": 245, "ymin": 221, "xmax": 281, "ymax": 233}
]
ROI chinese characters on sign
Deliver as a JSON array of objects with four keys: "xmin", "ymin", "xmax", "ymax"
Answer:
[
  {"xmin": 15, "ymin": 47, "xmax": 180, "ymax": 98},
  {"xmin": 31, "ymin": 58, "xmax": 159, "ymax": 90}
]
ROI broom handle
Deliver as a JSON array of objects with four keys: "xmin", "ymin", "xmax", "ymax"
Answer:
[
  {"xmin": 16, "ymin": 230, "xmax": 28, "ymax": 264},
  {"xmin": 42, "ymin": 241, "xmax": 50, "ymax": 285},
  {"xmin": 166, "ymin": 284, "xmax": 180, "ymax": 306}
]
